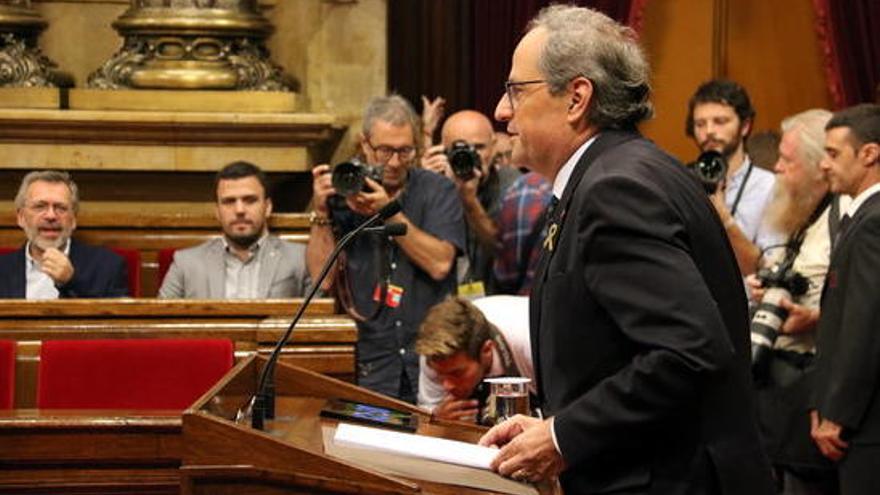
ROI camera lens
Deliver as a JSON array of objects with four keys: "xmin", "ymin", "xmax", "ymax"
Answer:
[
  {"xmin": 447, "ymin": 140, "xmax": 479, "ymax": 181},
  {"xmin": 332, "ymin": 161, "xmax": 366, "ymax": 197},
  {"xmin": 687, "ymin": 150, "xmax": 727, "ymax": 193}
]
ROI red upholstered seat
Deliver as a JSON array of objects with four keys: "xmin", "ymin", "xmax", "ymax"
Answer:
[
  {"xmin": 37, "ymin": 338, "xmax": 233, "ymax": 410},
  {"xmin": 0, "ymin": 340, "xmax": 14, "ymax": 409},
  {"xmin": 0, "ymin": 247, "xmax": 16, "ymax": 255},
  {"xmin": 157, "ymin": 248, "xmax": 177, "ymax": 288},
  {"xmin": 108, "ymin": 247, "xmax": 142, "ymax": 297}
]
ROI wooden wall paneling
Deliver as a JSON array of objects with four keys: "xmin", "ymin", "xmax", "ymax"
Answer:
[{"xmin": 725, "ymin": 0, "xmax": 832, "ymax": 134}]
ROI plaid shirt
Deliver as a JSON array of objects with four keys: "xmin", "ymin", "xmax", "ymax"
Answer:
[{"xmin": 493, "ymin": 172, "xmax": 552, "ymax": 295}]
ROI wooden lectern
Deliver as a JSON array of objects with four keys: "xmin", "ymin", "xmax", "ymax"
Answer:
[{"xmin": 181, "ymin": 355, "xmax": 510, "ymax": 495}]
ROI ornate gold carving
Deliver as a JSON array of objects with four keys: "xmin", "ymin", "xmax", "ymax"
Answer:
[
  {"xmin": 88, "ymin": 0, "xmax": 295, "ymax": 91},
  {"xmin": 0, "ymin": 0, "xmax": 69, "ymax": 87}
]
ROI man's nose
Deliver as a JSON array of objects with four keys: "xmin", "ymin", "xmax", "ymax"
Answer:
[{"xmin": 495, "ymin": 94, "xmax": 512, "ymax": 123}]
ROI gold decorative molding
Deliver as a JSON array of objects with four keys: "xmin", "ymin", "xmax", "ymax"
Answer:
[
  {"xmin": 0, "ymin": 0, "xmax": 69, "ymax": 87},
  {"xmin": 87, "ymin": 0, "xmax": 295, "ymax": 91},
  {"xmin": 0, "ymin": 108, "xmax": 344, "ymax": 171}
]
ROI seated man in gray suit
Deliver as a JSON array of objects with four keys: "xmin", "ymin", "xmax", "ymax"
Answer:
[{"xmin": 159, "ymin": 161, "xmax": 310, "ymax": 299}]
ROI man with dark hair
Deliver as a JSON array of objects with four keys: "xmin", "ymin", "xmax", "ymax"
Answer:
[
  {"xmin": 307, "ymin": 95, "xmax": 465, "ymax": 403},
  {"xmin": 159, "ymin": 160, "xmax": 309, "ymax": 298},
  {"xmin": 416, "ymin": 295, "xmax": 533, "ymax": 424},
  {"xmin": 478, "ymin": 5, "xmax": 774, "ymax": 493},
  {"xmin": 0, "ymin": 170, "xmax": 129, "ymax": 298},
  {"xmin": 686, "ymin": 79, "xmax": 778, "ymax": 275},
  {"xmin": 812, "ymin": 103, "xmax": 880, "ymax": 495}
]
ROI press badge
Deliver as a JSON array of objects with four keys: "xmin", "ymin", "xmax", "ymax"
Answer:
[
  {"xmin": 457, "ymin": 280, "xmax": 486, "ymax": 300},
  {"xmin": 385, "ymin": 284, "xmax": 404, "ymax": 308}
]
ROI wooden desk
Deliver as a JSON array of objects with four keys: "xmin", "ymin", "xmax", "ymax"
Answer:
[{"xmin": 0, "ymin": 409, "xmax": 182, "ymax": 495}]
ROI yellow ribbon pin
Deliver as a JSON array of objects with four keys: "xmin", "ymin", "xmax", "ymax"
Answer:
[{"xmin": 543, "ymin": 223, "xmax": 558, "ymax": 251}]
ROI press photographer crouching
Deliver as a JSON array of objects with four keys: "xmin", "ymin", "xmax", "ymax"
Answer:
[
  {"xmin": 306, "ymin": 95, "xmax": 466, "ymax": 403},
  {"xmin": 747, "ymin": 109, "xmax": 849, "ymax": 495},
  {"xmin": 421, "ymin": 110, "xmax": 520, "ymax": 296}
]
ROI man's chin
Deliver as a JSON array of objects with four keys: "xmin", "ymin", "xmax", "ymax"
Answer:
[
  {"xmin": 32, "ymin": 236, "xmax": 67, "ymax": 251},
  {"xmin": 226, "ymin": 233, "xmax": 260, "ymax": 250}
]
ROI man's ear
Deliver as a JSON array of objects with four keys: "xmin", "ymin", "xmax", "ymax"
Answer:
[
  {"xmin": 741, "ymin": 118, "xmax": 753, "ymax": 139},
  {"xmin": 357, "ymin": 132, "xmax": 370, "ymax": 157},
  {"xmin": 479, "ymin": 339, "xmax": 495, "ymax": 369},
  {"xmin": 567, "ymin": 76, "xmax": 593, "ymax": 124},
  {"xmin": 265, "ymin": 197, "xmax": 273, "ymax": 218},
  {"xmin": 859, "ymin": 142, "xmax": 880, "ymax": 167}
]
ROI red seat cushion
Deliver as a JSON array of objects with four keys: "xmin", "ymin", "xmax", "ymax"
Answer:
[
  {"xmin": 0, "ymin": 247, "xmax": 17, "ymax": 256},
  {"xmin": 109, "ymin": 247, "xmax": 141, "ymax": 297},
  {"xmin": 0, "ymin": 340, "xmax": 14, "ymax": 409},
  {"xmin": 38, "ymin": 338, "xmax": 233, "ymax": 410}
]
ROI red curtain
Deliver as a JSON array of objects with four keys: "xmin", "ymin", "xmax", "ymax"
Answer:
[{"xmin": 813, "ymin": 0, "xmax": 880, "ymax": 108}]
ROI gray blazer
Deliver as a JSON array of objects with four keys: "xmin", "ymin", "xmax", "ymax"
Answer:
[{"xmin": 158, "ymin": 235, "xmax": 310, "ymax": 299}]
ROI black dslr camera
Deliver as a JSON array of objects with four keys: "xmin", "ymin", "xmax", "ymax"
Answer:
[
  {"xmin": 750, "ymin": 259, "xmax": 809, "ymax": 381},
  {"xmin": 686, "ymin": 150, "xmax": 727, "ymax": 193},
  {"xmin": 331, "ymin": 158, "xmax": 384, "ymax": 197},
  {"xmin": 446, "ymin": 140, "xmax": 481, "ymax": 181}
]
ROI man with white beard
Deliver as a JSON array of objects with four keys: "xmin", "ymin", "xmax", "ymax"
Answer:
[
  {"xmin": 748, "ymin": 109, "xmax": 848, "ymax": 495},
  {"xmin": 0, "ymin": 171, "xmax": 128, "ymax": 299}
]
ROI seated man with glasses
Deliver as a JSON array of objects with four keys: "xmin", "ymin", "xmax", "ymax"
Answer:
[
  {"xmin": 421, "ymin": 110, "xmax": 520, "ymax": 296},
  {"xmin": 307, "ymin": 95, "xmax": 466, "ymax": 403},
  {"xmin": 0, "ymin": 170, "xmax": 128, "ymax": 298}
]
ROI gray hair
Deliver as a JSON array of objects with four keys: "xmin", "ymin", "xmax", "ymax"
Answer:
[
  {"xmin": 781, "ymin": 109, "xmax": 832, "ymax": 174},
  {"xmin": 361, "ymin": 94, "xmax": 422, "ymax": 149},
  {"xmin": 529, "ymin": 5, "xmax": 653, "ymax": 130},
  {"xmin": 14, "ymin": 170, "xmax": 80, "ymax": 214}
]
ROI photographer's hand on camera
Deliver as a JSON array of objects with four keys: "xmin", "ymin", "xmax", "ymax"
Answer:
[
  {"xmin": 311, "ymin": 164, "xmax": 335, "ymax": 215},
  {"xmin": 345, "ymin": 176, "xmax": 395, "ymax": 218},
  {"xmin": 777, "ymin": 298, "xmax": 819, "ymax": 334},
  {"xmin": 421, "ymin": 144, "xmax": 452, "ymax": 178}
]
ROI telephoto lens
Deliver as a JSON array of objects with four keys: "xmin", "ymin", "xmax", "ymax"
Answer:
[{"xmin": 749, "ymin": 264, "xmax": 809, "ymax": 382}]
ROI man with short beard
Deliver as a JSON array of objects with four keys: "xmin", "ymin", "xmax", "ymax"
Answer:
[
  {"xmin": 748, "ymin": 109, "xmax": 848, "ymax": 495},
  {"xmin": 0, "ymin": 170, "xmax": 128, "ymax": 298},
  {"xmin": 159, "ymin": 161, "xmax": 310, "ymax": 299},
  {"xmin": 686, "ymin": 80, "xmax": 778, "ymax": 275}
]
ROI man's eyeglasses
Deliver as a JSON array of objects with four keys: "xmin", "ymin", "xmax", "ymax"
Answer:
[
  {"xmin": 504, "ymin": 79, "xmax": 547, "ymax": 110},
  {"xmin": 26, "ymin": 201, "xmax": 71, "ymax": 216},
  {"xmin": 365, "ymin": 141, "xmax": 417, "ymax": 163}
]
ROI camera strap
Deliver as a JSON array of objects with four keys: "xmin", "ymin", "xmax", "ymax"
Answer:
[
  {"xmin": 789, "ymin": 194, "xmax": 833, "ymax": 251},
  {"xmin": 729, "ymin": 161, "xmax": 753, "ymax": 217}
]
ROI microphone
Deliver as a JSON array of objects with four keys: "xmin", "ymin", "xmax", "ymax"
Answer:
[
  {"xmin": 362, "ymin": 222, "xmax": 407, "ymax": 236},
  {"xmin": 250, "ymin": 199, "xmax": 402, "ymax": 430}
]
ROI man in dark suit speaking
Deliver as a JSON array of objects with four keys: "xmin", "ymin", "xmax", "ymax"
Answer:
[{"xmin": 478, "ymin": 5, "xmax": 774, "ymax": 494}]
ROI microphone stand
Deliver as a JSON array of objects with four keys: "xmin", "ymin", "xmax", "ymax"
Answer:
[{"xmin": 251, "ymin": 200, "xmax": 403, "ymax": 430}]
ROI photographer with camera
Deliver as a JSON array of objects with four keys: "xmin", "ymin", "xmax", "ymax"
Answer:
[
  {"xmin": 686, "ymin": 80, "xmax": 778, "ymax": 275},
  {"xmin": 306, "ymin": 95, "xmax": 466, "ymax": 403},
  {"xmin": 748, "ymin": 109, "xmax": 848, "ymax": 495},
  {"xmin": 421, "ymin": 110, "xmax": 520, "ymax": 295}
]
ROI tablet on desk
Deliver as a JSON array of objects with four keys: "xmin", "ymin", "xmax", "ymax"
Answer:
[{"xmin": 320, "ymin": 398, "xmax": 418, "ymax": 432}]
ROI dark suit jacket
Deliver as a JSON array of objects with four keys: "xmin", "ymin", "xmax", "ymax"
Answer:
[
  {"xmin": 813, "ymin": 191, "xmax": 880, "ymax": 445},
  {"xmin": 531, "ymin": 131, "xmax": 774, "ymax": 494},
  {"xmin": 0, "ymin": 240, "xmax": 129, "ymax": 298}
]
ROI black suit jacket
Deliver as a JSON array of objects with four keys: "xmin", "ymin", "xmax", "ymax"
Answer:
[
  {"xmin": 813, "ymin": 191, "xmax": 880, "ymax": 444},
  {"xmin": 531, "ymin": 131, "xmax": 774, "ymax": 494},
  {"xmin": 0, "ymin": 240, "xmax": 129, "ymax": 298}
]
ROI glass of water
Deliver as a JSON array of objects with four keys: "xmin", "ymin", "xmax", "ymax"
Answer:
[{"xmin": 484, "ymin": 377, "xmax": 531, "ymax": 424}]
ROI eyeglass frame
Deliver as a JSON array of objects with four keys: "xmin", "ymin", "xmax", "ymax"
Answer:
[
  {"xmin": 504, "ymin": 79, "xmax": 548, "ymax": 110},
  {"xmin": 23, "ymin": 201, "xmax": 73, "ymax": 216},
  {"xmin": 364, "ymin": 139, "xmax": 418, "ymax": 164}
]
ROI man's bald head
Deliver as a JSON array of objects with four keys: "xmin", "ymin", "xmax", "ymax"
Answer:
[{"xmin": 441, "ymin": 110, "xmax": 496, "ymax": 178}]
